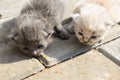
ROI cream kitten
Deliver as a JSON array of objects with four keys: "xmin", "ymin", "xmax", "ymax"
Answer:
[{"xmin": 70, "ymin": 0, "xmax": 120, "ymax": 45}]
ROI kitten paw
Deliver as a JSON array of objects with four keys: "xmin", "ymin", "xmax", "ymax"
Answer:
[{"xmin": 54, "ymin": 31, "xmax": 69, "ymax": 40}]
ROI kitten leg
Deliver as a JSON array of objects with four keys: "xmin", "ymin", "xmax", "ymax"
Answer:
[
  {"xmin": 62, "ymin": 17, "xmax": 74, "ymax": 34},
  {"xmin": 54, "ymin": 23, "xmax": 69, "ymax": 40}
]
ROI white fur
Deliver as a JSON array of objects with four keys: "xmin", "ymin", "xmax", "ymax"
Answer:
[{"xmin": 71, "ymin": 1, "xmax": 118, "ymax": 45}]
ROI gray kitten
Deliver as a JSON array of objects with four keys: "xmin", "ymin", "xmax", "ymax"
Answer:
[{"xmin": 0, "ymin": 0, "xmax": 69, "ymax": 57}]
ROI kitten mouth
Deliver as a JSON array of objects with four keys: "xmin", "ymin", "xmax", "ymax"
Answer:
[
  {"xmin": 81, "ymin": 41, "xmax": 94, "ymax": 46},
  {"xmin": 79, "ymin": 41, "xmax": 90, "ymax": 46},
  {"xmin": 83, "ymin": 40, "xmax": 102, "ymax": 46},
  {"xmin": 32, "ymin": 51, "xmax": 38, "ymax": 55},
  {"xmin": 32, "ymin": 51, "xmax": 43, "ymax": 56},
  {"xmin": 83, "ymin": 43, "xmax": 91, "ymax": 46}
]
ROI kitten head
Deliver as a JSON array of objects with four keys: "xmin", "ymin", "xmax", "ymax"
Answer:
[
  {"xmin": 72, "ymin": 3, "xmax": 114, "ymax": 45},
  {"xmin": 9, "ymin": 16, "xmax": 53, "ymax": 57}
]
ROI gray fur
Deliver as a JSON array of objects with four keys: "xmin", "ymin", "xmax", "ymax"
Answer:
[{"xmin": 0, "ymin": 0, "xmax": 69, "ymax": 57}]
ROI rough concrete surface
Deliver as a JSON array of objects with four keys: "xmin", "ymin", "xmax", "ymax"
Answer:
[
  {"xmin": 39, "ymin": 24, "xmax": 120, "ymax": 67},
  {"xmin": 98, "ymin": 38, "xmax": 120, "ymax": 66},
  {"xmin": 0, "ymin": 0, "xmax": 26, "ymax": 18},
  {"xmin": 0, "ymin": 0, "xmax": 120, "ymax": 80},
  {"xmin": 39, "ymin": 36, "xmax": 88, "ymax": 67},
  {"xmin": 0, "ymin": 43, "xmax": 45, "ymax": 80},
  {"xmin": 25, "ymin": 50, "xmax": 120, "ymax": 80}
]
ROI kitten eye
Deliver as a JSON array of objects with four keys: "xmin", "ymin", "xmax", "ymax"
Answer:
[
  {"xmin": 79, "ymin": 32, "xmax": 83, "ymax": 35},
  {"xmin": 91, "ymin": 36, "xmax": 97, "ymax": 39},
  {"xmin": 23, "ymin": 47, "xmax": 29, "ymax": 50},
  {"xmin": 37, "ymin": 44, "xmax": 44, "ymax": 49}
]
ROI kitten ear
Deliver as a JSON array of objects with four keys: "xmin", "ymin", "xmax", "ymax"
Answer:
[{"xmin": 71, "ymin": 13, "xmax": 80, "ymax": 23}]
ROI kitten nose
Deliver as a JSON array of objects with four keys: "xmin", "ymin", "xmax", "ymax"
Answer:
[
  {"xmin": 83, "ymin": 38, "xmax": 89, "ymax": 43},
  {"xmin": 32, "ymin": 51, "xmax": 38, "ymax": 55}
]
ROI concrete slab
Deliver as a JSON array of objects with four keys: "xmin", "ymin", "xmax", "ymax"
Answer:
[
  {"xmin": 61, "ymin": 0, "xmax": 81, "ymax": 19},
  {"xmin": 38, "ymin": 36, "xmax": 90, "ymax": 67},
  {"xmin": 98, "ymin": 38, "xmax": 120, "ymax": 66},
  {"xmin": 1, "ymin": 0, "xmax": 120, "ymax": 69},
  {"xmin": 37, "ymin": 0, "xmax": 120, "ymax": 67},
  {"xmin": 0, "ymin": 43, "xmax": 45, "ymax": 80},
  {"xmin": 39, "ymin": 24, "xmax": 120, "ymax": 67},
  {"xmin": 0, "ymin": 0, "xmax": 26, "ymax": 18},
  {"xmin": 1, "ymin": 0, "xmax": 119, "ymax": 68},
  {"xmin": 25, "ymin": 50, "xmax": 120, "ymax": 80},
  {"xmin": 0, "ymin": 0, "xmax": 79, "ymax": 19}
]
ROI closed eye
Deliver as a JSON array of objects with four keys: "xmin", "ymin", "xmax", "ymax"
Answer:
[
  {"xmin": 37, "ymin": 44, "xmax": 44, "ymax": 49},
  {"xmin": 91, "ymin": 36, "xmax": 97, "ymax": 39},
  {"xmin": 91, "ymin": 35, "xmax": 100, "ymax": 39},
  {"xmin": 79, "ymin": 32, "xmax": 83, "ymax": 36},
  {"xmin": 23, "ymin": 47, "xmax": 29, "ymax": 51}
]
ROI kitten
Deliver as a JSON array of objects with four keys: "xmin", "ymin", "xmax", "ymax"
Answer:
[
  {"xmin": 0, "ymin": 0, "xmax": 69, "ymax": 57},
  {"xmin": 69, "ymin": 0, "xmax": 120, "ymax": 45}
]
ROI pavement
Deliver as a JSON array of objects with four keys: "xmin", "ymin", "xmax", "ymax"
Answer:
[{"xmin": 0, "ymin": 0, "xmax": 120, "ymax": 80}]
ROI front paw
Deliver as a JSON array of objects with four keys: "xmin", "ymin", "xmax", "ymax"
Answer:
[{"xmin": 54, "ymin": 31, "xmax": 69, "ymax": 40}]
